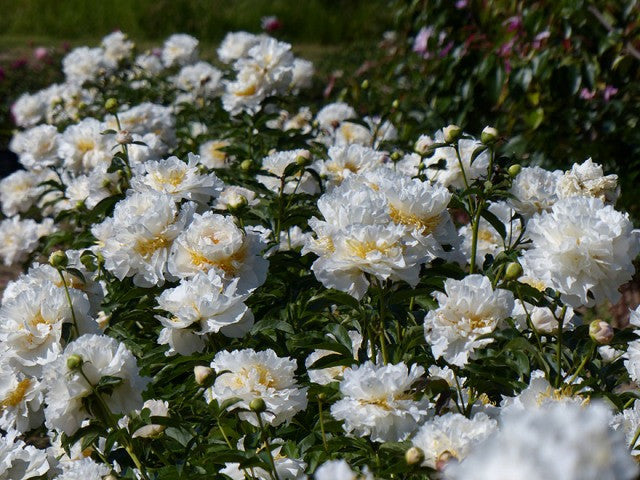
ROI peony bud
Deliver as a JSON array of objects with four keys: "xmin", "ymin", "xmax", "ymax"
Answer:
[
  {"xmin": 443, "ymin": 124, "xmax": 462, "ymax": 143},
  {"xmin": 405, "ymin": 446, "xmax": 425, "ymax": 466},
  {"xmin": 105, "ymin": 97, "xmax": 118, "ymax": 112},
  {"xmin": 504, "ymin": 262, "xmax": 523, "ymax": 280},
  {"xmin": 194, "ymin": 366, "xmax": 213, "ymax": 385},
  {"xmin": 391, "ymin": 99, "xmax": 399, "ymax": 109},
  {"xmin": 66, "ymin": 354, "xmax": 83, "ymax": 370},
  {"xmin": 295, "ymin": 150, "xmax": 311, "ymax": 167},
  {"xmin": 116, "ymin": 130, "xmax": 133, "ymax": 145},
  {"xmin": 508, "ymin": 164, "xmax": 522, "ymax": 177},
  {"xmin": 249, "ymin": 397, "xmax": 266, "ymax": 412},
  {"xmin": 590, "ymin": 320, "xmax": 614, "ymax": 345},
  {"xmin": 481, "ymin": 126, "xmax": 499, "ymax": 144},
  {"xmin": 240, "ymin": 159, "xmax": 253, "ymax": 172},
  {"xmin": 49, "ymin": 250, "xmax": 68, "ymax": 268},
  {"xmin": 390, "ymin": 151, "xmax": 402, "ymax": 162},
  {"xmin": 361, "ymin": 79, "xmax": 369, "ymax": 90}
]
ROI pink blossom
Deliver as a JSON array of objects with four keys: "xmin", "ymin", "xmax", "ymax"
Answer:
[
  {"xmin": 261, "ymin": 15, "xmax": 282, "ymax": 32},
  {"xmin": 603, "ymin": 85, "xmax": 618, "ymax": 101},
  {"xmin": 33, "ymin": 47, "xmax": 49, "ymax": 61},
  {"xmin": 532, "ymin": 31, "xmax": 550, "ymax": 50},
  {"xmin": 579, "ymin": 88, "xmax": 596, "ymax": 100},
  {"xmin": 413, "ymin": 27, "xmax": 433, "ymax": 56},
  {"xmin": 455, "ymin": 0, "xmax": 468, "ymax": 8},
  {"xmin": 504, "ymin": 16, "xmax": 523, "ymax": 32}
]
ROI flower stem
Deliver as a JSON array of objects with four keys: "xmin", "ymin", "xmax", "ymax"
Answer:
[
  {"xmin": 256, "ymin": 412, "xmax": 281, "ymax": 480},
  {"xmin": 56, "ymin": 268, "xmax": 79, "ymax": 339}
]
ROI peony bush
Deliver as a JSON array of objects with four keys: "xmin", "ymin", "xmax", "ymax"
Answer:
[{"xmin": 2, "ymin": 29, "xmax": 640, "ymax": 480}]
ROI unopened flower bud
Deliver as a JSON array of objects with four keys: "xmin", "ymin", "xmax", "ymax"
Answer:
[
  {"xmin": 405, "ymin": 446, "xmax": 425, "ymax": 466},
  {"xmin": 249, "ymin": 397, "xmax": 266, "ymax": 412},
  {"xmin": 391, "ymin": 99, "xmax": 399, "ymax": 109},
  {"xmin": 116, "ymin": 130, "xmax": 133, "ymax": 145},
  {"xmin": 227, "ymin": 194, "xmax": 248, "ymax": 213},
  {"xmin": 49, "ymin": 250, "xmax": 68, "ymax": 268},
  {"xmin": 240, "ymin": 159, "xmax": 253, "ymax": 172},
  {"xmin": 443, "ymin": 124, "xmax": 462, "ymax": 143},
  {"xmin": 590, "ymin": 320, "xmax": 614, "ymax": 345},
  {"xmin": 105, "ymin": 97, "xmax": 118, "ymax": 112},
  {"xmin": 508, "ymin": 164, "xmax": 522, "ymax": 177},
  {"xmin": 66, "ymin": 354, "xmax": 83, "ymax": 370},
  {"xmin": 390, "ymin": 151, "xmax": 402, "ymax": 162},
  {"xmin": 104, "ymin": 475, "xmax": 118, "ymax": 480},
  {"xmin": 295, "ymin": 150, "xmax": 311, "ymax": 167},
  {"xmin": 504, "ymin": 262, "xmax": 523, "ymax": 280},
  {"xmin": 361, "ymin": 79, "xmax": 369, "ymax": 90},
  {"xmin": 194, "ymin": 366, "xmax": 213, "ymax": 385},
  {"xmin": 481, "ymin": 126, "xmax": 499, "ymax": 144}
]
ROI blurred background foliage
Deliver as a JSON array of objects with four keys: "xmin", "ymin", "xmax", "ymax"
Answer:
[{"xmin": 2, "ymin": 0, "xmax": 640, "ymax": 217}]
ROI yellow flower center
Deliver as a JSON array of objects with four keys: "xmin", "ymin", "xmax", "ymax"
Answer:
[
  {"xmin": 389, "ymin": 205, "xmax": 442, "ymax": 235},
  {"xmin": 1, "ymin": 379, "xmax": 31, "ymax": 409},
  {"xmin": 135, "ymin": 235, "xmax": 171, "ymax": 258}
]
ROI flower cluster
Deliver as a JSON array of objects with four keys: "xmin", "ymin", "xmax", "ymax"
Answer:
[{"xmin": 2, "ymin": 28, "xmax": 640, "ymax": 480}]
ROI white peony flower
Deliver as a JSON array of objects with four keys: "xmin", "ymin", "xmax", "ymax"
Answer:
[
  {"xmin": 0, "ymin": 428, "xmax": 50, "ymax": 480},
  {"xmin": 101, "ymin": 31, "xmax": 134, "ymax": 67},
  {"xmin": 162, "ymin": 33, "xmax": 199, "ymax": 67},
  {"xmin": 222, "ymin": 441, "xmax": 307, "ymax": 480},
  {"xmin": 217, "ymin": 31, "xmax": 261, "ymax": 63},
  {"xmin": 500, "ymin": 370, "xmax": 587, "ymax": 414},
  {"xmin": 156, "ymin": 270, "xmax": 253, "ymax": 355},
  {"xmin": 0, "ymin": 170, "xmax": 43, "ymax": 217},
  {"xmin": 316, "ymin": 102, "xmax": 356, "ymax": 132},
  {"xmin": 257, "ymin": 149, "xmax": 318, "ymax": 194},
  {"xmin": 52, "ymin": 456, "xmax": 110, "ymax": 480},
  {"xmin": 425, "ymin": 130, "xmax": 489, "ymax": 189},
  {"xmin": 444, "ymin": 402, "xmax": 638, "ymax": 480},
  {"xmin": 314, "ymin": 460, "xmax": 373, "ymax": 480},
  {"xmin": 313, "ymin": 144, "xmax": 386, "ymax": 187},
  {"xmin": 411, "ymin": 412, "xmax": 497, "ymax": 470},
  {"xmin": 130, "ymin": 154, "xmax": 223, "ymax": 203},
  {"xmin": 168, "ymin": 212, "xmax": 268, "ymax": 292},
  {"xmin": 557, "ymin": 158, "xmax": 619, "ymax": 204},
  {"xmin": 612, "ymin": 399, "xmax": 640, "ymax": 455},
  {"xmin": 198, "ymin": 139, "xmax": 231, "ymax": 169},
  {"xmin": 94, "ymin": 191, "xmax": 195, "ymax": 287},
  {"xmin": 9, "ymin": 124, "xmax": 60, "ymax": 171},
  {"xmin": 213, "ymin": 185, "xmax": 259, "ymax": 210},
  {"xmin": 58, "ymin": 117, "xmax": 111, "ymax": 174},
  {"xmin": 62, "ymin": 47, "xmax": 109, "ymax": 85},
  {"xmin": 331, "ymin": 361, "xmax": 429, "ymax": 442},
  {"xmin": 520, "ymin": 196, "xmax": 640, "ymax": 308},
  {"xmin": 509, "ymin": 166, "xmax": 561, "ymax": 218},
  {"xmin": 0, "ymin": 361, "xmax": 44, "ymax": 433},
  {"xmin": 11, "ymin": 91, "xmax": 46, "ymax": 127},
  {"xmin": 172, "ymin": 61, "xmax": 224, "ymax": 100},
  {"xmin": 43, "ymin": 334, "xmax": 148, "ymax": 435},
  {"xmin": 0, "ymin": 216, "xmax": 53, "ymax": 266},
  {"xmin": 290, "ymin": 58, "xmax": 314, "ymax": 92},
  {"xmin": 205, "ymin": 348, "xmax": 307, "ymax": 426},
  {"xmin": 424, "ymin": 275, "xmax": 514, "ymax": 367}
]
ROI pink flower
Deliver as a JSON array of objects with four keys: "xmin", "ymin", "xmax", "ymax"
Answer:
[
  {"xmin": 33, "ymin": 47, "xmax": 49, "ymax": 61},
  {"xmin": 11, "ymin": 58, "xmax": 27, "ymax": 70},
  {"xmin": 579, "ymin": 88, "xmax": 596, "ymax": 100},
  {"xmin": 455, "ymin": 0, "xmax": 468, "ymax": 8},
  {"xmin": 413, "ymin": 27, "xmax": 433, "ymax": 56},
  {"xmin": 261, "ymin": 15, "xmax": 282, "ymax": 32},
  {"xmin": 603, "ymin": 85, "xmax": 618, "ymax": 102},
  {"xmin": 504, "ymin": 16, "xmax": 523, "ymax": 32},
  {"xmin": 532, "ymin": 31, "xmax": 550, "ymax": 50}
]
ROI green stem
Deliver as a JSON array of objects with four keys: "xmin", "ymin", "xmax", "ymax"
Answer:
[
  {"xmin": 256, "ymin": 412, "xmax": 281, "ymax": 480},
  {"xmin": 566, "ymin": 343, "xmax": 595, "ymax": 385},
  {"xmin": 57, "ymin": 269, "xmax": 79, "ymax": 339},
  {"xmin": 78, "ymin": 366, "xmax": 150, "ymax": 480},
  {"xmin": 469, "ymin": 200, "xmax": 484, "ymax": 274},
  {"xmin": 630, "ymin": 424, "xmax": 640, "ymax": 453},
  {"xmin": 317, "ymin": 399, "xmax": 329, "ymax": 452},
  {"xmin": 555, "ymin": 307, "xmax": 566, "ymax": 388}
]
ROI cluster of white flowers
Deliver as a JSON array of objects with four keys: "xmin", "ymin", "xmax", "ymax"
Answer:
[{"xmin": 3, "ymin": 27, "xmax": 640, "ymax": 480}]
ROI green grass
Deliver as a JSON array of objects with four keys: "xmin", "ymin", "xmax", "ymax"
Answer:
[{"xmin": 0, "ymin": 0, "xmax": 393, "ymax": 45}]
